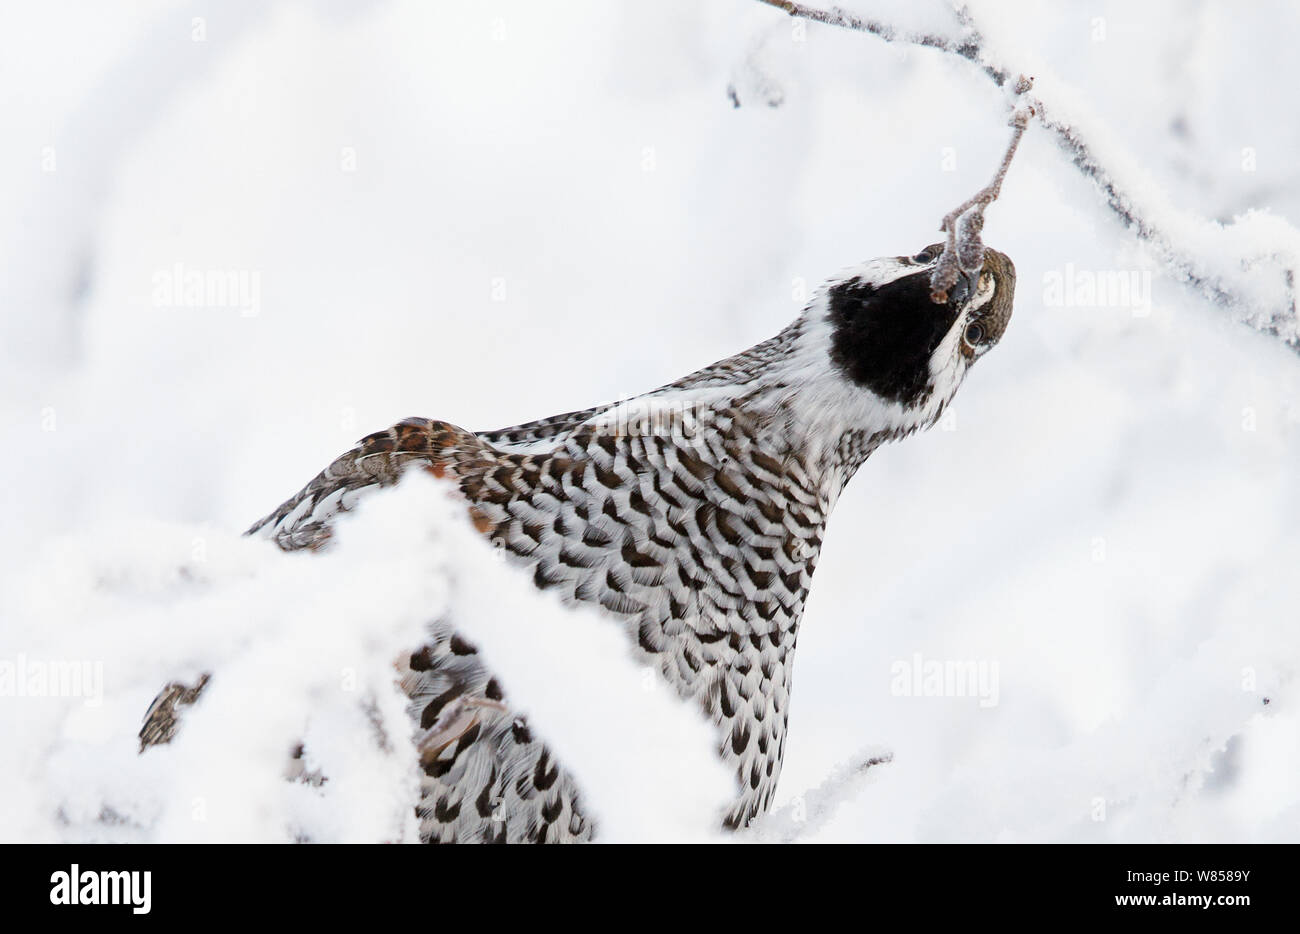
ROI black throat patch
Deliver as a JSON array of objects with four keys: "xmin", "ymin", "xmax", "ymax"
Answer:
[{"xmin": 826, "ymin": 271, "xmax": 962, "ymax": 407}]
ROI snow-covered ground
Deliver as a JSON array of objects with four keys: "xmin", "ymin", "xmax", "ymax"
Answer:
[{"xmin": 2, "ymin": 0, "xmax": 1297, "ymax": 842}]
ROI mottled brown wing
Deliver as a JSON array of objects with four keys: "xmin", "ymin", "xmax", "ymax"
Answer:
[
  {"xmin": 138, "ymin": 674, "xmax": 210, "ymax": 751},
  {"xmin": 246, "ymin": 417, "xmax": 496, "ymax": 552},
  {"xmin": 140, "ymin": 418, "xmax": 496, "ymax": 751}
]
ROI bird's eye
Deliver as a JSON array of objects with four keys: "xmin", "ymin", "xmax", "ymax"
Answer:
[
  {"xmin": 964, "ymin": 322, "xmax": 986, "ymax": 345},
  {"xmin": 912, "ymin": 249, "xmax": 937, "ymax": 264}
]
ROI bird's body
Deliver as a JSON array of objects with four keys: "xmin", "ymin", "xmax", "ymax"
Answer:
[{"xmin": 142, "ymin": 245, "xmax": 1016, "ymax": 843}]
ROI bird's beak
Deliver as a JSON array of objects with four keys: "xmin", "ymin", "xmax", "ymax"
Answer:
[{"xmin": 947, "ymin": 268, "xmax": 979, "ymax": 306}]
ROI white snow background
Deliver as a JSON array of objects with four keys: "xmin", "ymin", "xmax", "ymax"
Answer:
[{"xmin": 1, "ymin": 0, "xmax": 1297, "ymax": 842}]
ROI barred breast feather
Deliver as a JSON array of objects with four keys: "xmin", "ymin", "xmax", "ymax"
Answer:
[{"xmin": 239, "ymin": 315, "xmax": 881, "ymax": 841}]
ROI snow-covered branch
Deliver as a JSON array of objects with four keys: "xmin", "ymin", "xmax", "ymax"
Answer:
[
  {"xmin": 743, "ymin": 748, "xmax": 893, "ymax": 843},
  {"xmin": 757, "ymin": 0, "xmax": 1300, "ymax": 348},
  {"xmin": 755, "ymin": 0, "xmax": 1007, "ymax": 83}
]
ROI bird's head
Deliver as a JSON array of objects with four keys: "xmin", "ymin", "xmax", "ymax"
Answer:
[{"xmin": 820, "ymin": 242, "xmax": 1016, "ymax": 431}]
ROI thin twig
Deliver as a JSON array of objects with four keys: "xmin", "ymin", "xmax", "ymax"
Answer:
[
  {"xmin": 930, "ymin": 90, "xmax": 1033, "ymax": 302},
  {"xmin": 941, "ymin": 114, "xmax": 1030, "ymax": 234}
]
